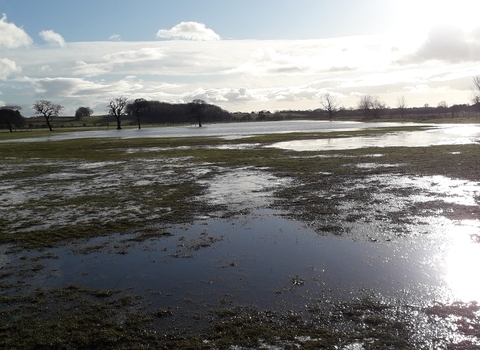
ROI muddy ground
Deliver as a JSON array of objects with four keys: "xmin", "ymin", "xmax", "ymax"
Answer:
[{"xmin": 1, "ymin": 124, "xmax": 480, "ymax": 349}]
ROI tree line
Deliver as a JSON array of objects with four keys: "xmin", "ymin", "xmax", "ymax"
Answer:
[
  {"xmin": 0, "ymin": 97, "xmax": 232, "ymax": 132},
  {"xmin": 2, "ymin": 75, "xmax": 480, "ymax": 132}
]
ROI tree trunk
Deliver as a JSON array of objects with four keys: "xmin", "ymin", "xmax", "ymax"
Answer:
[
  {"xmin": 116, "ymin": 116, "xmax": 122, "ymax": 130},
  {"xmin": 44, "ymin": 116, "xmax": 53, "ymax": 131}
]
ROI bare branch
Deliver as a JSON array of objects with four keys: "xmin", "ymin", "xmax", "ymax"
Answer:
[
  {"xmin": 32, "ymin": 100, "xmax": 64, "ymax": 131},
  {"xmin": 320, "ymin": 93, "xmax": 340, "ymax": 121}
]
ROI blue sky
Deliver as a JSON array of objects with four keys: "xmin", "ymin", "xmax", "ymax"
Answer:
[{"xmin": 1, "ymin": 0, "xmax": 480, "ymax": 115}]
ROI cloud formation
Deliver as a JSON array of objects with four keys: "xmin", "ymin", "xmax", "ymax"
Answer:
[
  {"xmin": 225, "ymin": 48, "xmax": 312, "ymax": 75},
  {"xmin": 156, "ymin": 22, "xmax": 220, "ymax": 41},
  {"xmin": 183, "ymin": 87, "xmax": 260, "ymax": 104},
  {"xmin": 0, "ymin": 26, "xmax": 479, "ymax": 114},
  {"xmin": 73, "ymin": 47, "xmax": 165, "ymax": 76},
  {"xmin": 0, "ymin": 14, "xmax": 32, "ymax": 48},
  {"xmin": 401, "ymin": 25, "xmax": 480, "ymax": 63},
  {"xmin": 0, "ymin": 58, "xmax": 21, "ymax": 79},
  {"xmin": 109, "ymin": 34, "xmax": 121, "ymax": 41},
  {"xmin": 39, "ymin": 30, "xmax": 66, "ymax": 47}
]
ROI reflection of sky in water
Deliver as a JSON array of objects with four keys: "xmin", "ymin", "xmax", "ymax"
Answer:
[
  {"xmin": 2, "ymin": 121, "xmax": 480, "ymax": 311},
  {"xmin": 1, "ymin": 120, "xmax": 423, "ymax": 143},
  {"xmin": 445, "ymin": 222, "xmax": 480, "ymax": 302},
  {"xmin": 271, "ymin": 125, "xmax": 480, "ymax": 151}
]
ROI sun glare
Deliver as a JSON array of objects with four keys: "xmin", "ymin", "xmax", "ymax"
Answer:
[
  {"xmin": 396, "ymin": 0, "xmax": 480, "ymax": 35},
  {"xmin": 445, "ymin": 223, "xmax": 480, "ymax": 302}
]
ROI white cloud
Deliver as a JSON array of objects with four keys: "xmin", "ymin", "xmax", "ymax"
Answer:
[
  {"xmin": 0, "ymin": 14, "xmax": 32, "ymax": 48},
  {"xmin": 102, "ymin": 47, "xmax": 164, "ymax": 64},
  {"xmin": 109, "ymin": 34, "xmax": 121, "ymax": 41},
  {"xmin": 0, "ymin": 58, "xmax": 21, "ymax": 79},
  {"xmin": 1, "ymin": 31, "xmax": 480, "ymax": 113},
  {"xmin": 24, "ymin": 76, "xmax": 143, "ymax": 98},
  {"xmin": 156, "ymin": 22, "xmax": 220, "ymax": 41},
  {"xmin": 39, "ymin": 30, "xmax": 66, "ymax": 47},
  {"xmin": 225, "ymin": 47, "xmax": 312, "ymax": 76},
  {"xmin": 72, "ymin": 47, "xmax": 165, "ymax": 76},
  {"xmin": 183, "ymin": 87, "xmax": 260, "ymax": 104},
  {"xmin": 404, "ymin": 84, "xmax": 430, "ymax": 93}
]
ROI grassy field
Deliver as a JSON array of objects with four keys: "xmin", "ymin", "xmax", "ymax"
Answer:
[{"xmin": 1, "ymin": 124, "xmax": 480, "ymax": 348}]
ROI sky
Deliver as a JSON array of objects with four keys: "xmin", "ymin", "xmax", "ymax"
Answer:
[{"xmin": 1, "ymin": 0, "xmax": 480, "ymax": 116}]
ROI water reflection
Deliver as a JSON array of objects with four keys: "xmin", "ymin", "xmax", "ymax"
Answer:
[
  {"xmin": 271, "ymin": 125, "xmax": 480, "ymax": 151},
  {"xmin": 0, "ymin": 212, "xmax": 453, "ymax": 309},
  {"xmin": 445, "ymin": 222, "xmax": 480, "ymax": 302},
  {"xmin": 2, "ymin": 120, "xmax": 421, "ymax": 143}
]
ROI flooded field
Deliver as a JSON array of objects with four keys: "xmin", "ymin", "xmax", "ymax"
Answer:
[{"xmin": 1, "ymin": 121, "xmax": 480, "ymax": 348}]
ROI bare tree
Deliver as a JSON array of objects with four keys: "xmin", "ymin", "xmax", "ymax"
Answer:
[
  {"xmin": 358, "ymin": 95, "xmax": 385, "ymax": 119},
  {"xmin": 33, "ymin": 100, "xmax": 64, "ymax": 131},
  {"xmin": 397, "ymin": 96, "xmax": 407, "ymax": 118},
  {"xmin": 358, "ymin": 95, "xmax": 372, "ymax": 119},
  {"xmin": 107, "ymin": 96, "xmax": 128, "ymax": 130},
  {"xmin": 370, "ymin": 97, "xmax": 386, "ymax": 119},
  {"xmin": 472, "ymin": 76, "xmax": 480, "ymax": 104},
  {"xmin": 471, "ymin": 76, "xmax": 480, "ymax": 116},
  {"xmin": 437, "ymin": 101, "xmax": 448, "ymax": 109},
  {"xmin": 320, "ymin": 93, "xmax": 340, "ymax": 121},
  {"xmin": 188, "ymin": 99, "xmax": 207, "ymax": 127}
]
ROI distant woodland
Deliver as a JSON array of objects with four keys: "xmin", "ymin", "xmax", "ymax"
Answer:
[{"xmin": 2, "ymin": 98, "xmax": 480, "ymax": 132}]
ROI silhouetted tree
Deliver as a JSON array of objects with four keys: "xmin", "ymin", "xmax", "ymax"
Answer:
[
  {"xmin": 107, "ymin": 96, "xmax": 128, "ymax": 130},
  {"xmin": 370, "ymin": 97, "xmax": 386, "ymax": 119},
  {"xmin": 358, "ymin": 95, "xmax": 372, "ymax": 119},
  {"xmin": 437, "ymin": 101, "xmax": 448, "ymax": 109},
  {"xmin": 127, "ymin": 98, "xmax": 149, "ymax": 129},
  {"xmin": 358, "ymin": 95, "xmax": 385, "ymax": 119},
  {"xmin": 397, "ymin": 96, "xmax": 407, "ymax": 118},
  {"xmin": 75, "ymin": 106, "xmax": 93, "ymax": 120},
  {"xmin": 320, "ymin": 93, "xmax": 339, "ymax": 121},
  {"xmin": 257, "ymin": 110, "xmax": 267, "ymax": 121},
  {"xmin": 33, "ymin": 100, "xmax": 64, "ymax": 131},
  {"xmin": 472, "ymin": 76, "xmax": 480, "ymax": 104},
  {"xmin": 188, "ymin": 99, "xmax": 207, "ymax": 127},
  {"xmin": 0, "ymin": 106, "xmax": 24, "ymax": 132}
]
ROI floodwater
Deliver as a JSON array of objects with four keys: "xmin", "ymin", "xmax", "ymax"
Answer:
[
  {"xmin": 2, "ymin": 120, "xmax": 421, "ymax": 142},
  {"xmin": 2, "ymin": 121, "xmax": 480, "ymax": 340},
  {"xmin": 271, "ymin": 123, "xmax": 480, "ymax": 151},
  {"xmin": 0, "ymin": 210, "xmax": 460, "ymax": 309}
]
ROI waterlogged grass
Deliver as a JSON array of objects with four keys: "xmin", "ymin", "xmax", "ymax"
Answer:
[
  {"xmin": 1, "ymin": 128, "xmax": 479, "ymax": 248},
  {"xmin": 2, "ymin": 126, "xmax": 480, "ymax": 347},
  {"xmin": 1, "ymin": 286, "xmax": 478, "ymax": 349}
]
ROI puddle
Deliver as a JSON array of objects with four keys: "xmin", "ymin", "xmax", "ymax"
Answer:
[
  {"xmin": 270, "ymin": 124, "xmax": 480, "ymax": 151},
  {"xmin": 1, "ymin": 209, "xmax": 477, "ymax": 317},
  {"xmin": 2, "ymin": 163, "xmax": 480, "ymax": 308}
]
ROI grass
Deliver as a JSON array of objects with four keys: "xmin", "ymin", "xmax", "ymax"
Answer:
[
  {"xmin": 1, "ymin": 126, "xmax": 479, "ymax": 248},
  {"xmin": 1, "ymin": 286, "xmax": 478, "ymax": 349},
  {"xmin": 1, "ymin": 123, "xmax": 480, "ymax": 347}
]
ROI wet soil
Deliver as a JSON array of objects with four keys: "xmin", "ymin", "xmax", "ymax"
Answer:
[{"xmin": 1, "ymin": 123, "xmax": 480, "ymax": 349}]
